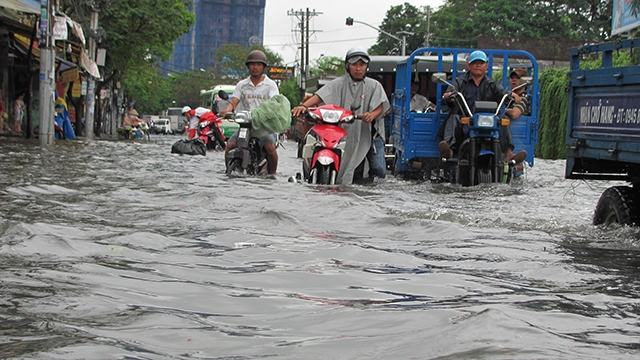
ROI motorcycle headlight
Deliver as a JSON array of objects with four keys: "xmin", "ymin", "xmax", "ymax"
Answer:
[
  {"xmin": 319, "ymin": 109, "xmax": 343, "ymax": 124},
  {"xmin": 477, "ymin": 115, "xmax": 495, "ymax": 128}
]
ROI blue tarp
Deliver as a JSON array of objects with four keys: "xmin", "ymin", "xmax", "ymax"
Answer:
[{"xmin": 54, "ymin": 111, "xmax": 76, "ymax": 140}]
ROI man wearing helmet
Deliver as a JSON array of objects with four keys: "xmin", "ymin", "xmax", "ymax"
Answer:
[
  {"xmin": 181, "ymin": 106, "xmax": 198, "ymax": 139},
  {"xmin": 291, "ymin": 48, "xmax": 390, "ymax": 184},
  {"xmin": 222, "ymin": 49, "xmax": 280, "ymax": 175}
]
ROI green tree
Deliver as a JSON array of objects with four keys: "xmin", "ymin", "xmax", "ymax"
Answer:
[
  {"xmin": 368, "ymin": 3, "xmax": 430, "ymax": 55},
  {"xmin": 168, "ymin": 70, "xmax": 216, "ymax": 108},
  {"xmin": 370, "ymin": 0, "xmax": 614, "ymax": 53},
  {"xmin": 309, "ymin": 56, "xmax": 344, "ymax": 78},
  {"xmin": 279, "ymin": 78, "xmax": 301, "ymax": 110},
  {"xmin": 61, "ymin": 0, "xmax": 194, "ymax": 119},
  {"xmin": 215, "ymin": 44, "xmax": 283, "ymax": 80}
]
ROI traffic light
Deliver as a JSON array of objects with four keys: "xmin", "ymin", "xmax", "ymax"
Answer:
[{"xmin": 346, "ymin": 17, "xmax": 353, "ymax": 26}]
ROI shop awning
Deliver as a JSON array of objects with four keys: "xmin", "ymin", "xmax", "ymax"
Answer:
[{"xmin": 0, "ymin": 0, "xmax": 39, "ymax": 15}]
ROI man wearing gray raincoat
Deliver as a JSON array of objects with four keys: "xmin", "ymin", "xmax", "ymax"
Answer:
[{"xmin": 292, "ymin": 48, "xmax": 390, "ymax": 184}]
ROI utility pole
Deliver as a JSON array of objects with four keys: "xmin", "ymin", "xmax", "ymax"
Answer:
[
  {"xmin": 288, "ymin": 8, "xmax": 322, "ymax": 99},
  {"xmin": 425, "ymin": 6, "xmax": 431, "ymax": 47},
  {"xmin": 305, "ymin": 8, "xmax": 310, "ymax": 79},
  {"xmin": 300, "ymin": 10, "xmax": 305, "ymax": 99},
  {"xmin": 84, "ymin": 7, "xmax": 99, "ymax": 140},
  {"xmin": 39, "ymin": 0, "xmax": 54, "ymax": 145}
]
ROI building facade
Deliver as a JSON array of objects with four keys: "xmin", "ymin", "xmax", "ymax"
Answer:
[{"xmin": 163, "ymin": 0, "xmax": 265, "ymax": 74}]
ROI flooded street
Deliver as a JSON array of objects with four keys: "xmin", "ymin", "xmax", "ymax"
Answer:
[{"xmin": 1, "ymin": 136, "xmax": 639, "ymax": 359}]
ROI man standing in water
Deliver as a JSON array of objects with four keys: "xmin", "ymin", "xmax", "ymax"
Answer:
[
  {"xmin": 291, "ymin": 48, "xmax": 390, "ymax": 184},
  {"xmin": 222, "ymin": 50, "xmax": 280, "ymax": 176}
]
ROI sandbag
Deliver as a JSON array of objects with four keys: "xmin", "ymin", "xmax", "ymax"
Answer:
[
  {"xmin": 250, "ymin": 94, "xmax": 292, "ymax": 133},
  {"xmin": 171, "ymin": 139, "xmax": 206, "ymax": 156}
]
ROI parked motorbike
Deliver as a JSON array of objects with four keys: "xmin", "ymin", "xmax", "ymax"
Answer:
[
  {"xmin": 433, "ymin": 72, "xmax": 528, "ymax": 186},
  {"xmin": 224, "ymin": 111, "xmax": 268, "ymax": 176},
  {"xmin": 299, "ymin": 104, "xmax": 357, "ymax": 185}
]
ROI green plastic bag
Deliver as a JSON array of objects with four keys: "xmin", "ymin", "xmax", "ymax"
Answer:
[{"xmin": 251, "ymin": 94, "xmax": 292, "ymax": 133}]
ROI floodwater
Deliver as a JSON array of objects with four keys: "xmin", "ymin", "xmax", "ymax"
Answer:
[{"xmin": 0, "ymin": 136, "xmax": 639, "ymax": 359}]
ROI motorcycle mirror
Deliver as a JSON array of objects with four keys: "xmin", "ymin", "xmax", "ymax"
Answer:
[{"xmin": 432, "ymin": 72, "xmax": 447, "ymax": 83}]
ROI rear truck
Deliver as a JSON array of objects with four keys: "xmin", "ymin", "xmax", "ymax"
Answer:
[
  {"xmin": 565, "ymin": 39, "xmax": 640, "ymax": 225},
  {"xmin": 391, "ymin": 47, "xmax": 539, "ymax": 180}
]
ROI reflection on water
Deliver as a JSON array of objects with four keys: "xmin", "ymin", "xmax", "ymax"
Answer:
[{"xmin": 0, "ymin": 136, "xmax": 639, "ymax": 359}]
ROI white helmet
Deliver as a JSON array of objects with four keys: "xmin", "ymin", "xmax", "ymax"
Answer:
[
  {"xmin": 181, "ymin": 106, "xmax": 191, "ymax": 114},
  {"xmin": 345, "ymin": 47, "xmax": 370, "ymax": 70},
  {"xmin": 194, "ymin": 107, "xmax": 209, "ymax": 118}
]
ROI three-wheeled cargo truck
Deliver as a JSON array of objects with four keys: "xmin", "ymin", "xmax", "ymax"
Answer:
[
  {"xmin": 565, "ymin": 39, "xmax": 640, "ymax": 225},
  {"xmin": 391, "ymin": 47, "xmax": 540, "ymax": 183}
]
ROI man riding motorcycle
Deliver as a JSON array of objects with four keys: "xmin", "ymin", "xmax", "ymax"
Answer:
[
  {"xmin": 221, "ymin": 50, "xmax": 280, "ymax": 176},
  {"xmin": 291, "ymin": 48, "xmax": 390, "ymax": 184},
  {"xmin": 437, "ymin": 50, "xmax": 524, "ymax": 163}
]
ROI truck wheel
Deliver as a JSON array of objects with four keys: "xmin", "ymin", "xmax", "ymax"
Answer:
[{"xmin": 593, "ymin": 186, "xmax": 638, "ymax": 226}]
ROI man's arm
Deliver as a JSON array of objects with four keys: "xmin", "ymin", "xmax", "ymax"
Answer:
[
  {"xmin": 221, "ymin": 97, "xmax": 239, "ymax": 116},
  {"xmin": 361, "ymin": 103, "xmax": 384, "ymax": 123},
  {"xmin": 291, "ymin": 94, "xmax": 322, "ymax": 117}
]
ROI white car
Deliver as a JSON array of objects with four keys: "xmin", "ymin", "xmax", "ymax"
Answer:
[{"xmin": 154, "ymin": 118, "xmax": 172, "ymax": 134}]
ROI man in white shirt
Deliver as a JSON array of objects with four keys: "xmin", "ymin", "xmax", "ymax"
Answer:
[{"xmin": 222, "ymin": 50, "xmax": 280, "ymax": 175}]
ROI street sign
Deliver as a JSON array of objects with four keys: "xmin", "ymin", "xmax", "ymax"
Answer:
[{"xmin": 268, "ymin": 66, "xmax": 295, "ymax": 80}]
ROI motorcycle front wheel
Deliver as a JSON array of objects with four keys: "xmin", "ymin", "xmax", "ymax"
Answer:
[
  {"xmin": 225, "ymin": 158, "xmax": 243, "ymax": 175},
  {"xmin": 314, "ymin": 164, "xmax": 333, "ymax": 184}
]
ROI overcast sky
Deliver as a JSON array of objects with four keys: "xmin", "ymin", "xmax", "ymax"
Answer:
[{"xmin": 263, "ymin": 0, "xmax": 445, "ymax": 65}]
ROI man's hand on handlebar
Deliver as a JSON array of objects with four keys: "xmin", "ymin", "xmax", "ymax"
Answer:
[
  {"xmin": 511, "ymin": 92, "xmax": 522, "ymax": 103},
  {"xmin": 291, "ymin": 105, "xmax": 307, "ymax": 118}
]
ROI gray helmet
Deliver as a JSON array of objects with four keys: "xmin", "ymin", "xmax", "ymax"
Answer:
[
  {"xmin": 245, "ymin": 50, "xmax": 268, "ymax": 67},
  {"xmin": 345, "ymin": 47, "xmax": 370, "ymax": 69}
]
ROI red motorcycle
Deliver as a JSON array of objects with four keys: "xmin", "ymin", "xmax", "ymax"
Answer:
[
  {"xmin": 300, "ymin": 104, "xmax": 357, "ymax": 184},
  {"xmin": 196, "ymin": 109, "xmax": 226, "ymax": 150}
]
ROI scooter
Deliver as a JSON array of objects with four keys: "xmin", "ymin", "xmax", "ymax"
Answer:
[
  {"xmin": 224, "ymin": 111, "xmax": 268, "ymax": 176},
  {"xmin": 197, "ymin": 114, "xmax": 226, "ymax": 150},
  {"xmin": 299, "ymin": 104, "xmax": 357, "ymax": 185},
  {"xmin": 433, "ymin": 72, "xmax": 528, "ymax": 186}
]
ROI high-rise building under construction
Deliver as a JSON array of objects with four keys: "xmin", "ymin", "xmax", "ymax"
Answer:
[{"xmin": 163, "ymin": 0, "xmax": 265, "ymax": 74}]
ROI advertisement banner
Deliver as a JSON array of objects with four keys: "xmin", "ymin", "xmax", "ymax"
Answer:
[{"xmin": 612, "ymin": 0, "xmax": 640, "ymax": 35}]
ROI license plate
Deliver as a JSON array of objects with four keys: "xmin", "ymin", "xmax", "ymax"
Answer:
[{"xmin": 239, "ymin": 128, "xmax": 248, "ymax": 139}]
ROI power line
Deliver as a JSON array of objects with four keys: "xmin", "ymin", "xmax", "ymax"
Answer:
[{"xmin": 288, "ymin": 8, "xmax": 322, "ymax": 97}]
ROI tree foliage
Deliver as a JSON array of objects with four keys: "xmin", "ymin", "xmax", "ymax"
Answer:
[
  {"xmin": 60, "ymin": 0, "xmax": 194, "ymax": 114},
  {"xmin": 309, "ymin": 56, "xmax": 344, "ymax": 78},
  {"xmin": 215, "ymin": 44, "xmax": 283, "ymax": 80},
  {"xmin": 369, "ymin": 3, "xmax": 432, "ymax": 55},
  {"xmin": 370, "ymin": 0, "xmax": 615, "ymax": 54},
  {"xmin": 168, "ymin": 70, "xmax": 236, "ymax": 109}
]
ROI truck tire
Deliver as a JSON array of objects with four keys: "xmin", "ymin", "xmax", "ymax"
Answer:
[{"xmin": 593, "ymin": 186, "xmax": 638, "ymax": 226}]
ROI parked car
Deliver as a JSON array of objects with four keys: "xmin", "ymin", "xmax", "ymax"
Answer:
[{"xmin": 154, "ymin": 118, "xmax": 172, "ymax": 134}]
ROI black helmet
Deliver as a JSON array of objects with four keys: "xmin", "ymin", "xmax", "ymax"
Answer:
[
  {"xmin": 345, "ymin": 47, "xmax": 370, "ymax": 69},
  {"xmin": 245, "ymin": 50, "xmax": 268, "ymax": 67}
]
